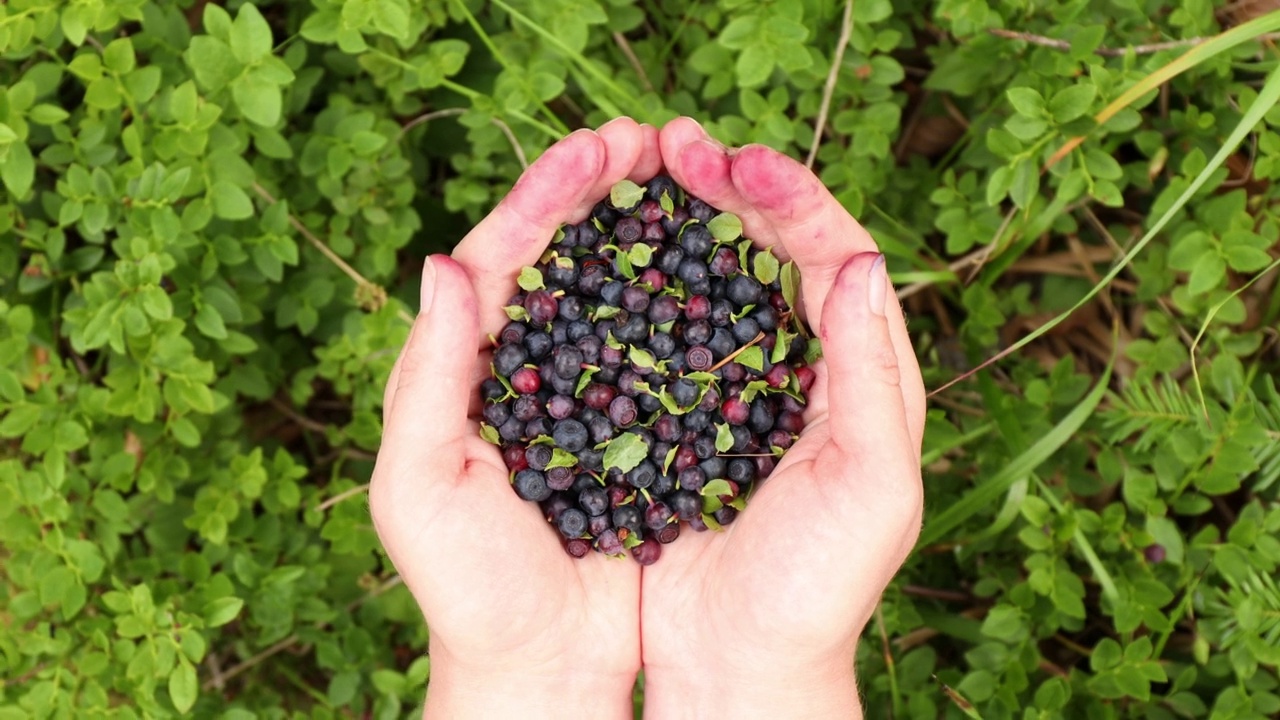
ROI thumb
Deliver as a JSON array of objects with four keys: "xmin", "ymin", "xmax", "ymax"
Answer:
[
  {"xmin": 816, "ymin": 253, "xmax": 914, "ymax": 479},
  {"xmin": 378, "ymin": 255, "xmax": 479, "ymax": 482}
]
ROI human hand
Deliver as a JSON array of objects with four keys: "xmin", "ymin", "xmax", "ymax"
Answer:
[
  {"xmin": 370, "ymin": 119, "xmax": 665, "ymax": 719},
  {"xmin": 638, "ymin": 118, "xmax": 927, "ymax": 719}
]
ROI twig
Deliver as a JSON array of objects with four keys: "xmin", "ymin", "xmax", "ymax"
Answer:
[
  {"xmin": 250, "ymin": 184, "xmax": 412, "ymax": 324},
  {"xmin": 707, "ymin": 331, "xmax": 766, "ymax": 372},
  {"xmin": 398, "ymin": 108, "xmax": 529, "ymax": 169},
  {"xmin": 204, "ymin": 652, "xmax": 226, "ymax": 692},
  {"xmin": 268, "ymin": 396, "xmax": 328, "ymax": 435},
  {"xmin": 875, "ymin": 603, "xmax": 901, "ymax": 720},
  {"xmin": 613, "ymin": 32, "xmax": 656, "ymax": 94},
  {"xmin": 203, "ymin": 575, "xmax": 405, "ymax": 691},
  {"xmin": 902, "ymin": 584, "xmax": 973, "ymax": 602},
  {"xmin": 806, "ymin": 0, "xmax": 855, "ymax": 169},
  {"xmin": 988, "ymin": 27, "xmax": 1280, "ymax": 57},
  {"xmin": 314, "ymin": 483, "xmax": 371, "ymax": 513}
]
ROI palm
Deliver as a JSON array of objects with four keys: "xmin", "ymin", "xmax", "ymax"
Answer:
[
  {"xmin": 371, "ymin": 120, "xmax": 663, "ymax": 682},
  {"xmin": 639, "ymin": 119, "xmax": 927, "ymax": 677},
  {"xmin": 376, "ymin": 431, "xmax": 638, "ymax": 675}
]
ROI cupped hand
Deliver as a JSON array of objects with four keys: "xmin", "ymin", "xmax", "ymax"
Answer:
[
  {"xmin": 638, "ymin": 119, "xmax": 927, "ymax": 718},
  {"xmin": 369, "ymin": 119, "xmax": 662, "ymax": 719}
]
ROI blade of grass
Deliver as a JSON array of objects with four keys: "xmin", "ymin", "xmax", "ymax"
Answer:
[
  {"xmin": 488, "ymin": 0, "xmax": 646, "ymax": 121},
  {"xmin": 918, "ymin": 357, "xmax": 1112, "ymax": 549},
  {"xmin": 921, "ymin": 422, "xmax": 993, "ymax": 467},
  {"xmin": 930, "ymin": 58, "xmax": 1280, "ymax": 397},
  {"xmin": 1044, "ymin": 10, "xmax": 1280, "ymax": 170},
  {"xmin": 1189, "ymin": 255, "xmax": 1280, "ymax": 420}
]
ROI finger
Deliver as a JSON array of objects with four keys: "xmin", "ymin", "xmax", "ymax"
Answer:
[
  {"xmin": 728, "ymin": 144, "xmax": 876, "ymax": 324},
  {"xmin": 816, "ymin": 253, "xmax": 916, "ymax": 482},
  {"xmin": 573, "ymin": 117, "xmax": 647, "ymax": 219},
  {"xmin": 658, "ymin": 117, "xmax": 778, "ymax": 245},
  {"xmin": 729, "ymin": 145, "xmax": 926, "ymax": 448},
  {"xmin": 452, "ymin": 129, "xmax": 606, "ymax": 333},
  {"xmin": 629, "ymin": 123, "xmax": 663, "ymax": 183},
  {"xmin": 379, "ymin": 256, "xmax": 479, "ymax": 480}
]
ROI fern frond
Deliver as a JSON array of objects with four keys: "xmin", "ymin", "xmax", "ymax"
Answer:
[{"xmin": 1100, "ymin": 376, "xmax": 1200, "ymax": 452}]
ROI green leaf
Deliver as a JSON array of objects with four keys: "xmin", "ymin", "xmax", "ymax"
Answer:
[
  {"xmin": 779, "ymin": 261, "xmax": 800, "ymax": 311},
  {"xmin": 211, "ymin": 181, "xmax": 254, "ymax": 220},
  {"xmin": 753, "ymin": 248, "xmax": 780, "ymax": 285},
  {"xmin": 546, "ymin": 448, "xmax": 578, "ymax": 469},
  {"xmin": 1048, "ymin": 84, "xmax": 1097, "ymax": 124},
  {"xmin": 231, "ymin": 70, "xmax": 282, "ymax": 127},
  {"xmin": 479, "ymin": 423, "xmax": 500, "ymax": 445},
  {"xmin": 662, "ymin": 445, "xmax": 678, "ymax": 474},
  {"xmin": 517, "ymin": 266, "xmax": 545, "ymax": 291},
  {"xmin": 186, "ymin": 36, "xmax": 240, "ymax": 92},
  {"xmin": 715, "ymin": 423, "xmax": 733, "ymax": 453},
  {"xmin": 628, "ymin": 243, "xmax": 653, "ymax": 268},
  {"xmin": 169, "ymin": 658, "xmax": 198, "ymax": 713},
  {"xmin": 574, "ymin": 367, "xmax": 599, "ymax": 396},
  {"xmin": 204, "ymin": 596, "xmax": 245, "ymax": 627},
  {"xmin": 0, "ymin": 405, "xmax": 42, "ymax": 438},
  {"xmin": 1006, "ymin": 87, "xmax": 1045, "ymax": 117},
  {"xmin": 1, "ymin": 141, "xmax": 34, "ymax": 198},
  {"xmin": 230, "ymin": 3, "xmax": 274, "ymax": 64},
  {"xmin": 103, "ymin": 38, "xmax": 137, "ymax": 74},
  {"xmin": 629, "ymin": 346, "xmax": 656, "ymax": 370},
  {"xmin": 504, "ymin": 304, "xmax": 530, "ymax": 321},
  {"xmin": 918, "ymin": 360, "xmax": 1112, "ymax": 548},
  {"xmin": 706, "ymin": 212, "xmax": 743, "ymax": 243},
  {"xmin": 28, "ymin": 104, "xmax": 70, "ymax": 125},
  {"xmin": 701, "ymin": 478, "xmax": 733, "ymax": 497},
  {"xmin": 602, "ymin": 432, "xmax": 649, "ymax": 474},
  {"xmin": 610, "ymin": 179, "xmax": 644, "ymax": 209},
  {"xmin": 740, "ymin": 380, "xmax": 769, "ymax": 403},
  {"xmin": 736, "ymin": 346, "xmax": 764, "ymax": 371}
]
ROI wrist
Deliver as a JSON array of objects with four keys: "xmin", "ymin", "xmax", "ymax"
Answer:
[
  {"xmin": 642, "ymin": 649, "xmax": 862, "ymax": 719},
  {"xmin": 424, "ymin": 652, "xmax": 636, "ymax": 720}
]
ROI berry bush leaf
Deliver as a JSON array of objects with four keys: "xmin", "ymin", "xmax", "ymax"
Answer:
[
  {"xmin": 706, "ymin": 212, "xmax": 743, "ymax": 243},
  {"xmin": 753, "ymin": 248, "xmax": 780, "ymax": 285},
  {"xmin": 517, "ymin": 266, "xmax": 545, "ymax": 291},
  {"xmin": 610, "ymin": 179, "xmax": 644, "ymax": 210},
  {"xmin": 602, "ymin": 432, "xmax": 649, "ymax": 474},
  {"xmin": 714, "ymin": 423, "xmax": 733, "ymax": 453}
]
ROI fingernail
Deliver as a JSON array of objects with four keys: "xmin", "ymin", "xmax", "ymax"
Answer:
[
  {"xmin": 597, "ymin": 117, "xmax": 628, "ymax": 132},
  {"xmin": 420, "ymin": 256, "xmax": 438, "ymax": 314},
  {"xmin": 867, "ymin": 254, "xmax": 886, "ymax": 317}
]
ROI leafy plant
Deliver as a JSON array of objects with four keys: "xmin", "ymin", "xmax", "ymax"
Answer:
[{"xmin": 3, "ymin": 0, "xmax": 1280, "ymax": 717}]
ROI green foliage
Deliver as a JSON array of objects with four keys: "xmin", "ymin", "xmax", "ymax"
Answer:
[{"xmin": 2, "ymin": 0, "xmax": 1280, "ymax": 716}]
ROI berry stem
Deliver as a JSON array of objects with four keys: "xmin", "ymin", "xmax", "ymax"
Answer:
[{"xmin": 707, "ymin": 331, "xmax": 767, "ymax": 372}]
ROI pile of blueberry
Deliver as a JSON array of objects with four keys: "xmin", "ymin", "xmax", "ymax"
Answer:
[{"xmin": 479, "ymin": 176, "xmax": 816, "ymax": 565}]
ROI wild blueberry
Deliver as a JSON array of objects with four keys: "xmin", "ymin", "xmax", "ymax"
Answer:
[
  {"xmin": 679, "ymin": 224, "xmax": 713, "ymax": 258},
  {"xmin": 556, "ymin": 507, "xmax": 588, "ymax": 538},
  {"xmin": 493, "ymin": 343, "xmax": 528, "ymax": 377},
  {"xmin": 552, "ymin": 418, "xmax": 588, "ymax": 452},
  {"xmin": 513, "ymin": 469, "xmax": 552, "ymax": 502}
]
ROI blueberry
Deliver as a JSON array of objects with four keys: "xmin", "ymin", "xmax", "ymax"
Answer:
[
  {"xmin": 613, "ymin": 313, "xmax": 649, "ymax": 344},
  {"xmin": 646, "ymin": 175, "xmax": 678, "ymax": 203},
  {"xmin": 608, "ymin": 396, "xmax": 638, "ymax": 427},
  {"xmin": 706, "ymin": 328, "xmax": 735, "ymax": 360},
  {"xmin": 670, "ymin": 378, "xmax": 699, "ymax": 407},
  {"xmin": 493, "ymin": 343, "xmax": 528, "ymax": 377},
  {"xmin": 656, "ymin": 245, "xmax": 685, "ymax": 275},
  {"xmin": 748, "ymin": 399, "xmax": 775, "ymax": 435},
  {"xmin": 546, "ymin": 466, "xmax": 575, "ymax": 490},
  {"xmin": 727, "ymin": 458, "xmax": 756, "ymax": 485},
  {"xmin": 677, "ymin": 258, "xmax": 709, "ymax": 287},
  {"xmin": 709, "ymin": 247, "xmax": 739, "ymax": 276},
  {"xmin": 525, "ymin": 444, "xmax": 553, "ymax": 471},
  {"xmin": 612, "ymin": 505, "xmax": 643, "ymax": 536},
  {"xmin": 524, "ymin": 290, "xmax": 559, "ymax": 324},
  {"xmin": 548, "ymin": 258, "xmax": 580, "ymax": 289},
  {"xmin": 699, "ymin": 456, "xmax": 726, "ymax": 481},
  {"xmin": 578, "ymin": 264, "xmax": 608, "ymax": 296},
  {"xmin": 615, "ymin": 217, "xmax": 644, "ymax": 244},
  {"xmin": 648, "ymin": 332, "xmax": 676, "ymax": 359},
  {"xmin": 683, "ymin": 409, "xmax": 710, "ymax": 433},
  {"xmin": 525, "ymin": 417, "xmax": 552, "ymax": 439},
  {"xmin": 680, "ymin": 224, "xmax": 713, "ymax": 258},
  {"xmin": 546, "ymin": 394, "xmax": 576, "ymax": 420},
  {"xmin": 670, "ymin": 489, "xmax": 702, "ymax": 520},
  {"xmin": 622, "ymin": 286, "xmax": 650, "ymax": 313},
  {"xmin": 627, "ymin": 460, "xmax": 657, "ymax": 489},
  {"xmin": 524, "ymin": 331, "xmax": 553, "ymax": 360},
  {"xmin": 513, "ymin": 469, "xmax": 552, "ymax": 502},
  {"xmin": 661, "ymin": 207, "xmax": 690, "ymax": 236},
  {"xmin": 631, "ymin": 539, "xmax": 662, "ymax": 565},
  {"xmin": 709, "ymin": 299, "xmax": 734, "ymax": 327},
  {"xmin": 498, "ymin": 415, "xmax": 524, "ymax": 443},
  {"xmin": 648, "ymin": 295, "xmax": 682, "ymax": 325},
  {"xmin": 553, "ymin": 345, "xmax": 584, "ymax": 379},
  {"xmin": 553, "ymin": 418, "xmax": 588, "ymax": 452},
  {"xmin": 600, "ymin": 281, "xmax": 625, "ymax": 307},
  {"xmin": 683, "ymin": 319, "xmax": 712, "ymax": 346},
  {"xmin": 559, "ymin": 296, "xmax": 585, "ymax": 322},
  {"xmin": 588, "ymin": 414, "xmax": 615, "ymax": 444},
  {"xmin": 727, "ymin": 275, "xmax": 763, "ymax": 307},
  {"xmin": 557, "ymin": 507, "xmax": 589, "ymax": 538},
  {"xmin": 687, "ymin": 198, "xmax": 715, "ymax": 223},
  {"xmin": 731, "ymin": 317, "xmax": 760, "ymax": 344},
  {"xmin": 677, "ymin": 466, "xmax": 706, "ymax": 493},
  {"xmin": 483, "ymin": 402, "xmax": 511, "ymax": 427},
  {"xmin": 579, "ymin": 486, "xmax": 609, "ymax": 516}
]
